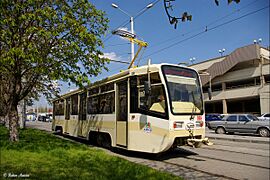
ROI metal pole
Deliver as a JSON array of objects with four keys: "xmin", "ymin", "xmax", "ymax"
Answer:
[
  {"xmin": 130, "ymin": 16, "xmax": 135, "ymax": 66},
  {"xmin": 209, "ymin": 75, "xmax": 212, "ymax": 91}
]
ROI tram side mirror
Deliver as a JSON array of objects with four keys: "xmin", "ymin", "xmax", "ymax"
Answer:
[
  {"xmin": 208, "ymin": 88, "xmax": 212, "ymax": 100},
  {"xmin": 144, "ymin": 81, "xmax": 151, "ymax": 96}
]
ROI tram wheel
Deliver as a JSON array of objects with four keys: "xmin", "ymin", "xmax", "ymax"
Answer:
[
  {"xmin": 96, "ymin": 134, "xmax": 104, "ymax": 147},
  {"xmin": 55, "ymin": 126, "xmax": 63, "ymax": 135},
  {"xmin": 102, "ymin": 134, "xmax": 112, "ymax": 149}
]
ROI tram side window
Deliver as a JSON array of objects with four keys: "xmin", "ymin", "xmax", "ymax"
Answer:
[
  {"xmin": 138, "ymin": 73, "xmax": 161, "ymax": 85},
  {"xmin": 132, "ymin": 73, "xmax": 167, "ymax": 118},
  {"xmin": 100, "ymin": 83, "xmax": 114, "ymax": 93},
  {"xmin": 54, "ymin": 100, "xmax": 64, "ymax": 115},
  {"xmin": 99, "ymin": 92, "xmax": 115, "ymax": 114},
  {"xmin": 87, "ymin": 96, "xmax": 99, "ymax": 114},
  {"xmin": 71, "ymin": 94, "xmax": 78, "ymax": 115},
  {"xmin": 139, "ymin": 85, "xmax": 166, "ymax": 114},
  {"xmin": 88, "ymin": 87, "xmax": 99, "ymax": 96}
]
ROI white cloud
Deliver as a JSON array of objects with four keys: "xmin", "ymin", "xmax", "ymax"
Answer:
[{"xmin": 100, "ymin": 52, "xmax": 122, "ymax": 61}]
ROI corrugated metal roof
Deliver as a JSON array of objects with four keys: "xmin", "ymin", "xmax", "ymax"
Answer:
[{"xmin": 199, "ymin": 44, "xmax": 261, "ymax": 86}]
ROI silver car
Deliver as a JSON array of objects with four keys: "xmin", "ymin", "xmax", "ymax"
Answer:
[{"xmin": 208, "ymin": 114, "xmax": 270, "ymax": 137}]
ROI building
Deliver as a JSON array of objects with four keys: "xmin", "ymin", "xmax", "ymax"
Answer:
[{"xmin": 190, "ymin": 44, "xmax": 270, "ymax": 115}]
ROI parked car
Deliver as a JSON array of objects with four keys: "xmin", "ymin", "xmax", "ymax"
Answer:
[
  {"xmin": 38, "ymin": 114, "xmax": 47, "ymax": 122},
  {"xmin": 258, "ymin": 113, "xmax": 270, "ymax": 121},
  {"xmin": 208, "ymin": 114, "xmax": 270, "ymax": 137},
  {"xmin": 205, "ymin": 114, "xmax": 223, "ymax": 126},
  {"xmin": 46, "ymin": 114, "xmax": 52, "ymax": 122},
  {"xmin": 38, "ymin": 113, "xmax": 52, "ymax": 122},
  {"xmin": 26, "ymin": 113, "xmax": 37, "ymax": 121}
]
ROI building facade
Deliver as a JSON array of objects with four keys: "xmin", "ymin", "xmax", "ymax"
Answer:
[{"xmin": 190, "ymin": 44, "xmax": 270, "ymax": 115}]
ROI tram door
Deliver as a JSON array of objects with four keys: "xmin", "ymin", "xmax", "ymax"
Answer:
[
  {"xmin": 64, "ymin": 98, "xmax": 71, "ymax": 133},
  {"xmin": 116, "ymin": 80, "xmax": 128, "ymax": 147},
  {"xmin": 78, "ymin": 92, "xmax": 87, "ymax": 136}
]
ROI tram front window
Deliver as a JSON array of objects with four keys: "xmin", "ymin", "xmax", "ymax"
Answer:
[{"xmin": 162, "ymin": 65, "xmax": 203, "ymax": 114}]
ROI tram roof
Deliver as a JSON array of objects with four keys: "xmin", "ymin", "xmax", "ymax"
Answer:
[
  {"xmin": 88, "ymin": 63, "xmax": 194, "ymax": 86},
  {"xmin": 54, "ymin": 63, "xmax": 193, "ymax": 100}
]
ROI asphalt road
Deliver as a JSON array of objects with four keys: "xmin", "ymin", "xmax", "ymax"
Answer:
[{"xmin": 26, "ymin": 121, "xmax": 270, "ymax": 180}]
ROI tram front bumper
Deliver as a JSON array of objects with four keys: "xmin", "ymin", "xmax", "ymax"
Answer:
[{"xmin": 187, "ymin": 137, "xmax": 213, "ymax": 147}]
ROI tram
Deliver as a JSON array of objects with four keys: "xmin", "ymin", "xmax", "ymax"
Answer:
[{"xmin": 52, "ymin": 63, "xmax": 206, "ymax": 153}]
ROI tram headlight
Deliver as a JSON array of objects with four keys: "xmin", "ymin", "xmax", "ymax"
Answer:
[
  {"xmin": 173, "ymin": 121, "xmax": 184, "ymax": 129},
  {"xmin": 196, "ymin": 121, "xmax": 204, "ymax": 127}
]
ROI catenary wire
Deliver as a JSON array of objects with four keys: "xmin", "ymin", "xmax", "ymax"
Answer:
[
  {"xmin": 139, "ymin": 5, "xmax": 269, "ymax": 64},
  {"xmin": 103, "ymin": 0, "xmax": 161, "ymax": 43},
  {"xmin": 150, "ymin": 0, "xmax": 260, "ymax": 49}
]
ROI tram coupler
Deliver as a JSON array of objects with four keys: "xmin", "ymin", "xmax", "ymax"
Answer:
[{"xmin": 187, "ymin": 137, "xmax": 213, "ymax": 148}]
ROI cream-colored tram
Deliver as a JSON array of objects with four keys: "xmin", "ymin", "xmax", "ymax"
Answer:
[{"xmin": 52, "ymin": 63, "xmax": 206, "ymax": 153}]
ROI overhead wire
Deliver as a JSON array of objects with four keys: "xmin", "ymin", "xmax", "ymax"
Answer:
[
  {"xmin": 103, "ymin": 0, "xmax": 161, "ymax": 45},
  {"xmin": 150, "ymin": 0, "xmax": 259, "ymax": 49},
  {"xmin": 103, "ymin": 0, "xmax": 269, "ymax": 73},
  {"xmin": 139, "ymin": 5, "xmax": 269, "ymax": 63},
  {"xmin": 105, "ymin": 4, "xmax": 269, "ymax": 73},
  {"xmin": 105, "ymin": 43, "xmax": 130, "ymax": 47}
]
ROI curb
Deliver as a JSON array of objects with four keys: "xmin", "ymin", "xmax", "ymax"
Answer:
[{"xmin": 207, "ymin": 136, "xmax": 270, "ymax": 144}]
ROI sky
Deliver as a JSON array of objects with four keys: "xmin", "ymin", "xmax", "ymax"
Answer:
[
  {"xmin": 92, "ymin": 0, "xmax": 269, "ymax": 80},
  {"xmin": 35, "ymin": 0, "xmax": 269, "ymax": 107}
]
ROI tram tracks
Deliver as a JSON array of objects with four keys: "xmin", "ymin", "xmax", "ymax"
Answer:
[
  {"xmin": 160, "ymin": 160, "xmax": 237, "ymax": 180},
  {"xmin": 154, "ymin": 146, "xmax": 269, "ymax": 180},
  {"xmin": 182, "ymin": 145, "xmax": 270, "ymax": 169},
  {"xmin": 201, "ymin": 146, "xmax": 269, "ymax": 158},
  {"xmin": 181, "ymin": 153, "xmax": 269, "ymax": 170}
]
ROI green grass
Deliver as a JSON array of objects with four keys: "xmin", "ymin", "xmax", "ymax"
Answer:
[{"xmin": 0, "ymin": 126, "xmax": 182, "ymax": 180}]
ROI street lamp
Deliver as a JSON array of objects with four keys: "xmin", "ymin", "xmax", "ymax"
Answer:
[
  {"xmin": 111, "ymin": 3, "xmax": 154, "ymax": 62},
  {"xmin": 253, "ymin": 38, "xmax": 262, "ymax": 44},
  {"xmin": 189, "ymin": 57, "xmax": 196, "ymax": 64},
  {"xmin": 218, "ymin": 48, "xmax": 225, "ymax": 57}
]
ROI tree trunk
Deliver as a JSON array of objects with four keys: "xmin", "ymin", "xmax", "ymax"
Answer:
[{"xmin": 8, "ymin": 103, "xmax": 19, "ymax": 142}]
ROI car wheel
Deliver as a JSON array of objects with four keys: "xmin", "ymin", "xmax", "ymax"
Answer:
[
  {"xmin": 258, "ymin": 128, "xmax": 269, "ymax": 137},
  {"xmin": 215, "ymin": 127, "xmax": 226, "ymax": 134}
]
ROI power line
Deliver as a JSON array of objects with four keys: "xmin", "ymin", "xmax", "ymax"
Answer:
[
  {"xmin": 105, "ymin": 43, "xmax": 130, "ymax": 47},
  {"xmin": 103, "ymin": 0, "xmax": 161, "ymax": 43},
  {"xmin": 150, "ymin": 0, "xmax": 259, "ymax": 49},
  {"xmin": 104, "ymin": 3, "xmax": 269, "ymax": 74},
  {"xmin": 207, "ymin": 0, "xmax": 259, "ymax": 27},
  {"xmin": 103, "ymin": 19, "xmax": 130, "ymax": 43},
  {"xmin": 140, "ymin": 5, "xmax": 269, "ymax": 63}
]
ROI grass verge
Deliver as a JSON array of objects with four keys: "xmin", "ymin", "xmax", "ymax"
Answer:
[{"xmin": 0, "ymin": 126, "xmax": 182, "ymax": 180}]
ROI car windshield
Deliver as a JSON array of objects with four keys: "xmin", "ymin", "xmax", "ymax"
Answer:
[
  {"xmin": 247, "ymin": 114, "xmax": 259, "ymax": 121},
  {"xmin": 162, "ymin": 65, "xmax": 203, "ymax": 114}
]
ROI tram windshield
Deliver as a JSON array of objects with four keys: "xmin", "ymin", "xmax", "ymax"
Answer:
[{"xmin": 162, "ymin": 65, "xmax": 203, "ymax": 114}]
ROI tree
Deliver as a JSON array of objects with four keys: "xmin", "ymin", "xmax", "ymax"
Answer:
[{"xmin": 0, "ymin": 0, "xmax": 109, "ymax": 141}]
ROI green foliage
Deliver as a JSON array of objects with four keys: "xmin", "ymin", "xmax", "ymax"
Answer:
[
  {"xmin": 0, "ymin": 0, "xmax": 110, "ymax": 140},
  {"xmin": 0, "ymin": 126, "xmax": 181, "ymax": 180},
  {"xmin": 0, "ymin": 0, "xmax": 109, "ymax": 106}
]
